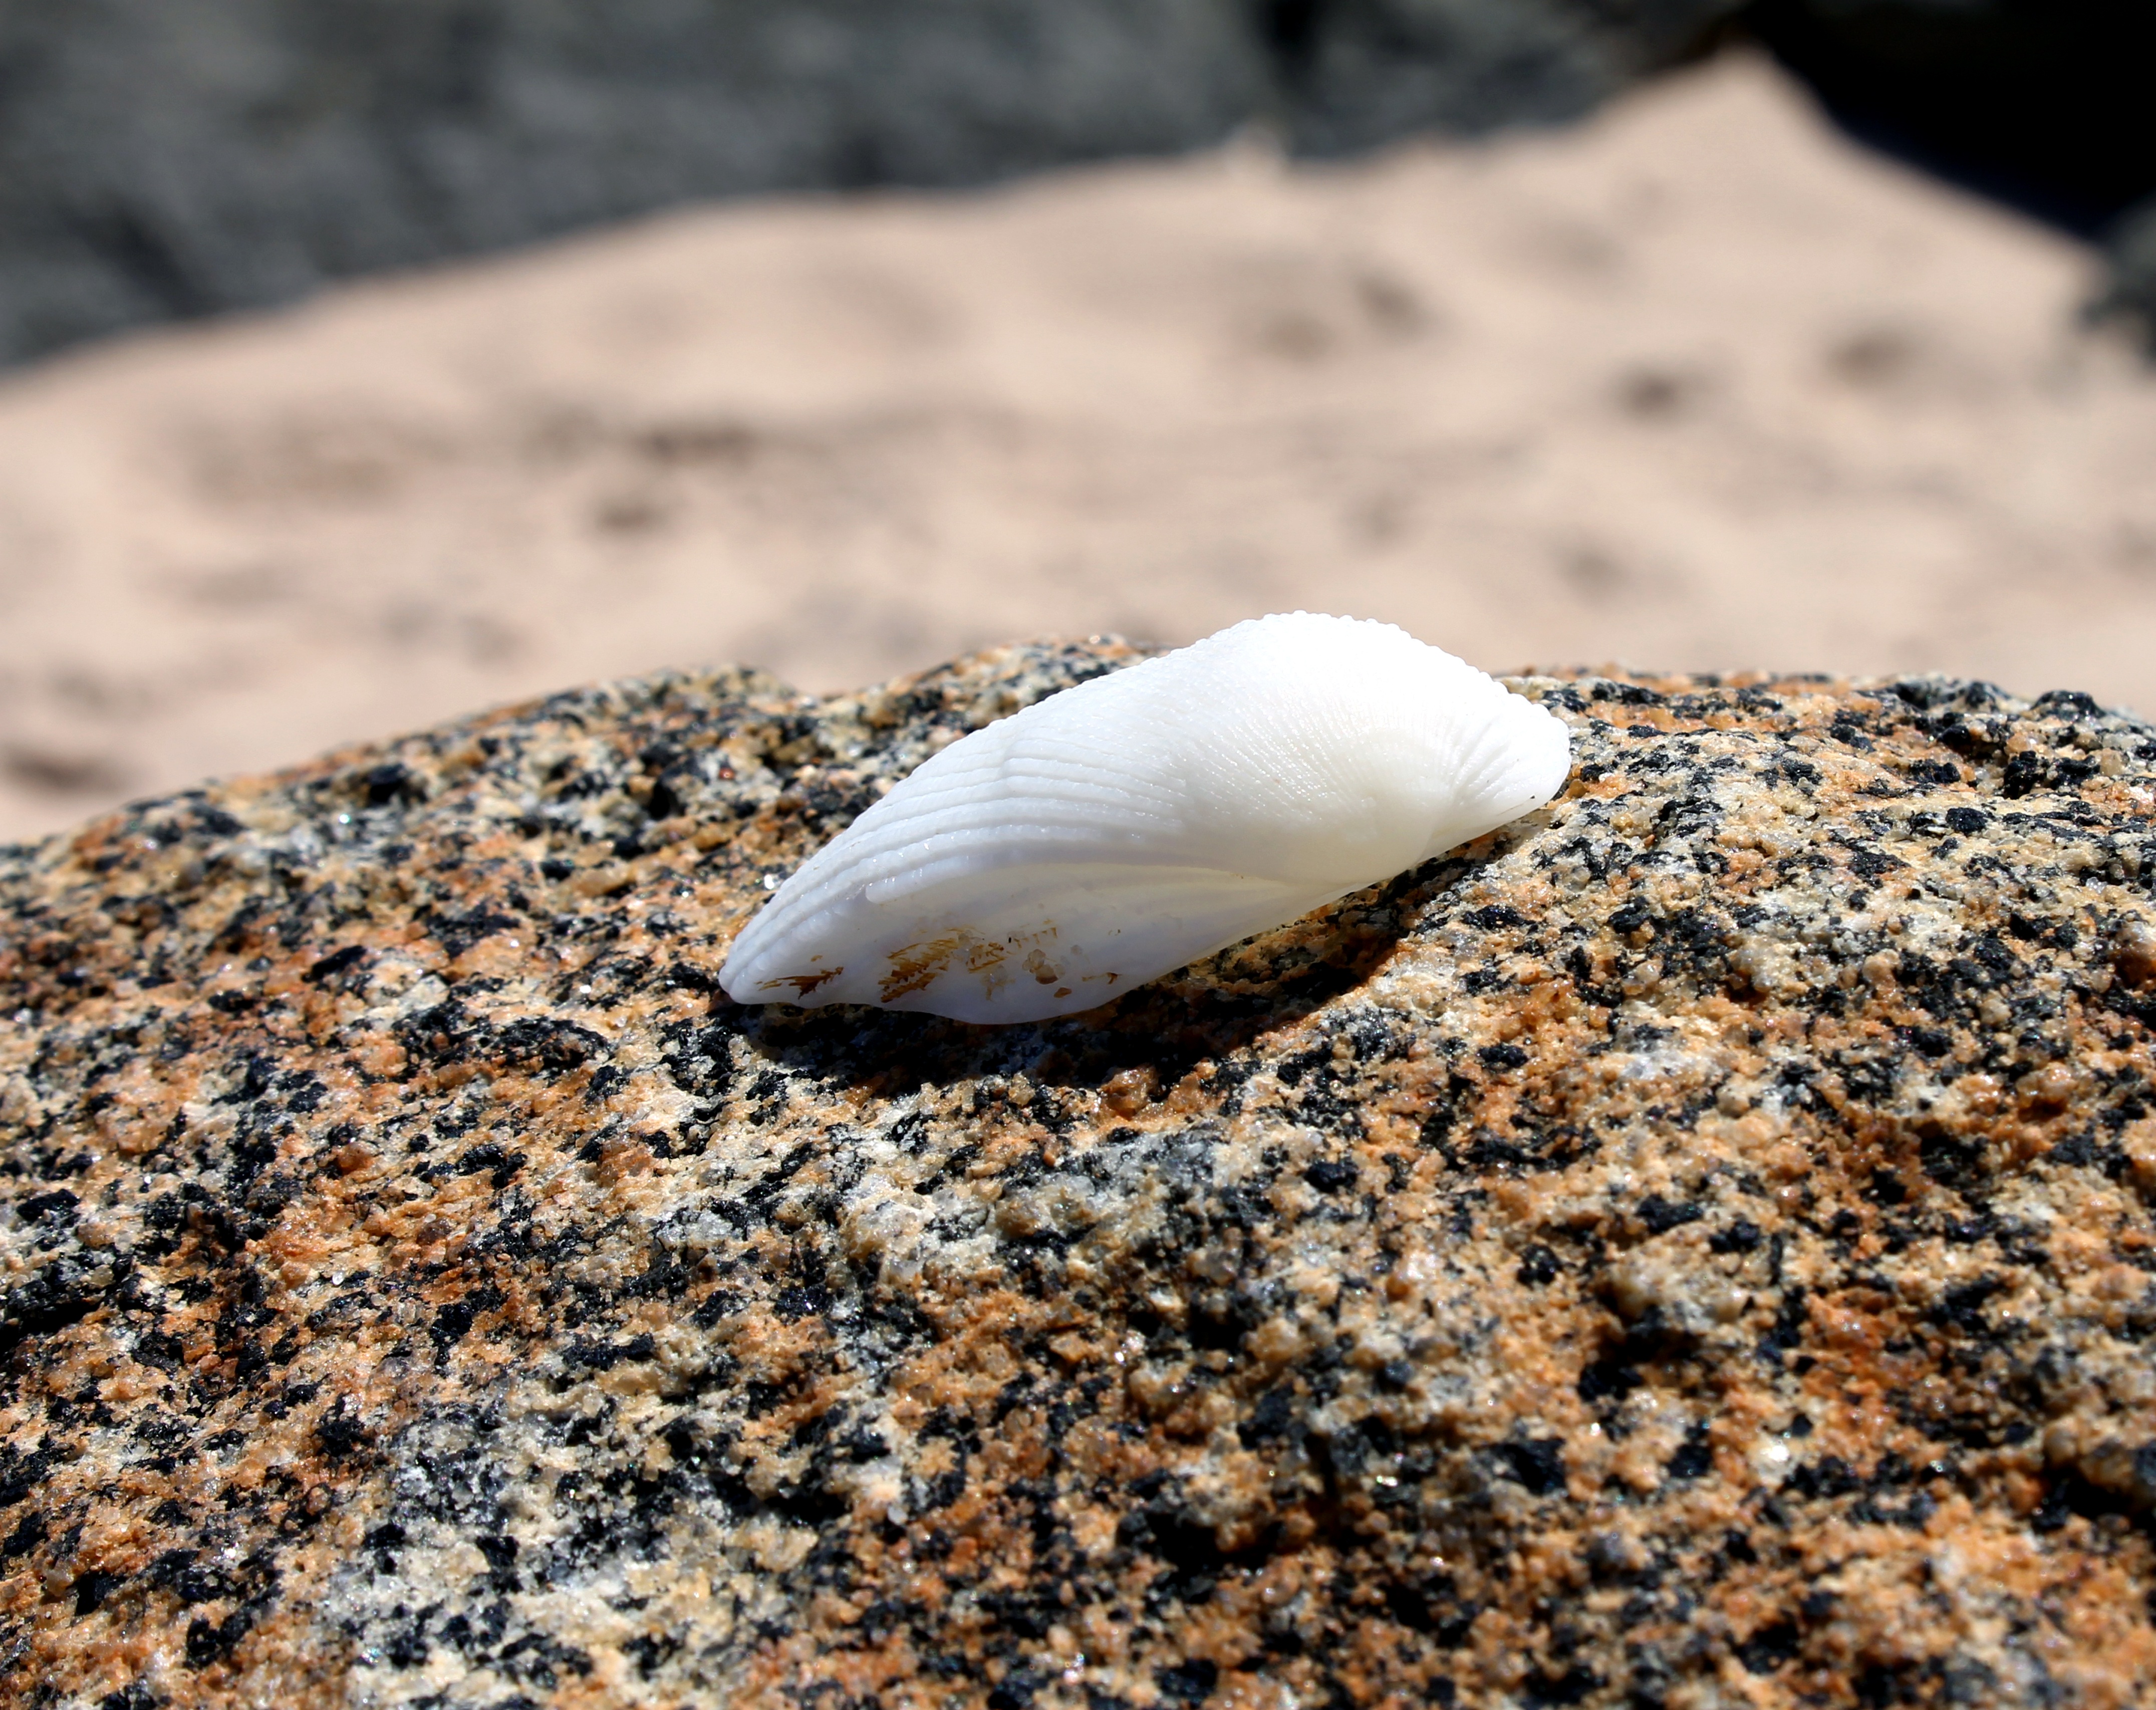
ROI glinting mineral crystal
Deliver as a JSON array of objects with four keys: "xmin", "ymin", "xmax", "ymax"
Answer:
[{"xmin": 3, "ymin": 642, "xmax": 2154, "ymax": 1708}]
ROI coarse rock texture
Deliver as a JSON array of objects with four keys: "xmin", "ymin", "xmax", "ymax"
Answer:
[{"xmin": 5, "ymin": 639, "xmax": 2156, "ymax": 1708}]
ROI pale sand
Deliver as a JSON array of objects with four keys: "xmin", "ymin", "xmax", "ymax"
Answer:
[{"xmin": 3, "ymin": 51, "xmax": 2153, "ymax": 843}]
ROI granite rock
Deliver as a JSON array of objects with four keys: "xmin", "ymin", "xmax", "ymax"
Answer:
[{"xmin": 4, "ymin": 642, "xmax": 2156, "ymax": 1707}]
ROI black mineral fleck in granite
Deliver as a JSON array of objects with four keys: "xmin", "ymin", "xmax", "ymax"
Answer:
[{"xmin": 3, "ymin": 642, "xmax": 2156, "ymax": 1708}]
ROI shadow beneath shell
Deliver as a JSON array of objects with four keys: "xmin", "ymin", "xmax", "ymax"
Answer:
[{"xmin": 718, "ymin": 834, "xmax": 1525, "ymax": 1107}]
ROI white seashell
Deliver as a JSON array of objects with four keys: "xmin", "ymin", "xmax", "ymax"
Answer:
[{"xmin": 721, "ymin": 613, "xmax": 1571, "ymax": 1024}]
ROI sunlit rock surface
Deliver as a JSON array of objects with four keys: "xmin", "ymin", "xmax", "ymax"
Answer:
[{"xmin": 4, "ymin": 641, "xmax": 2155, "ymax": 1707}]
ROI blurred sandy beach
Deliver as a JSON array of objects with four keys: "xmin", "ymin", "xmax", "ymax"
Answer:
[{"xmin": 2, "ymin": 50, "xmax": 2153, "ymax": 843}]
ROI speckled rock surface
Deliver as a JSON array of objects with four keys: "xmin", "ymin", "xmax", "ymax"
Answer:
[{"xmin": 5, "ymin": 642, "xmax": 2156, "ymax": 1710}]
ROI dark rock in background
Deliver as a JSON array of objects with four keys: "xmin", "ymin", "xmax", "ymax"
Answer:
[
  {"xmin": 0, "ymin": 0, "xmax": 1271, "ymax": 367},
  {"xmin": 2094, "ymin": 198, "xmax": 2156, "ymax": 355},
  {"xmin": 0, "ymin": 0, "xmax": 1741, "ymax": 369},
  {"xmin": 1, "ymin": 0, "xmax": 2151, "ymax": 371},
  {"xmin": 1748, "ymin": 0, "xmax": 2156, "ymax": 355},
  {"xmin": 1748, "ymin": 0, "xmax": 2156, "ymax": 237},
  {"xmin": 1255, "ymin": 0, "xmax": 1741, "ymax": 156}
]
